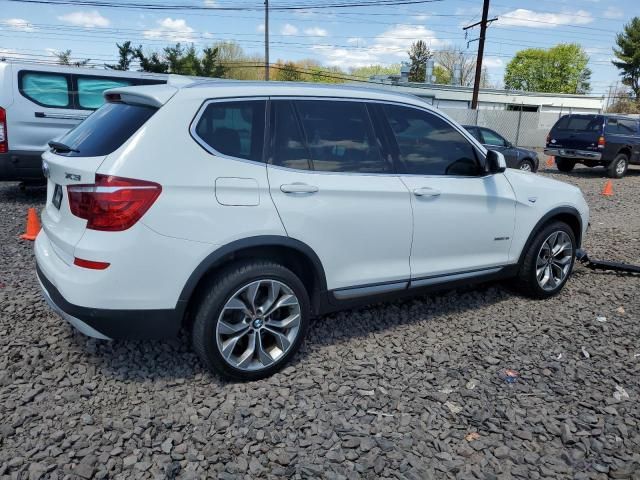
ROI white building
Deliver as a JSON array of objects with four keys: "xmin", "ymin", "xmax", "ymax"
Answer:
[{"xmin": 363, "ymin": 79, "xmax": 605, "ymax": 113}]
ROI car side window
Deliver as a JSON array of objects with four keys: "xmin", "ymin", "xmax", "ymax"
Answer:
[
  {"xmin": 194, "ymin": 100, "xmax": 266, "ymax": 162},
  {"xmin": 480, "ymin": 128, "xmax": 507, "ymax": 147},
  {"xmin": 77, "ymin": 77, "xmax": 132, "ymax": 109},
  {"xmin": 607, "ymin": 118, "xmax": 638, "ymax": 135},
  {"xmin": 270, "ymin": 100, "xmax": 312, "ymax": 170},
  {"xmin": 466, "ymin": 127, "xmax": 482, "ymax": 142},
  {"xmin": 19, "ymin": 71, "xmax": 71, "ymax": 108},
  {"xmin": 383, "ymin": 104, "xmax": 480, "ymax": 176},
  {"xmin": 293, "ymin": 100, "xmax": 390, "ymax": 174}
]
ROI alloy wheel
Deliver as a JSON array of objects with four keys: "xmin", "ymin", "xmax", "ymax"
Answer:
[
  {"xmin": 616, "ymin": 159, "xmax": 627, "ymax": 176},
  {"xmin": 216, "ymin": 279, "xmax": 301, "ymax": 371},
  {"xmin": 536, "ymin": 231, "xmax": 573, "ymax": 291},
  {"xmin": 519, "ymin": 162, "xmax": 533, "ymax": 172}
]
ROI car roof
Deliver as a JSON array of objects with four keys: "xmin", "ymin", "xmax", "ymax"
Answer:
[{"xmin": 111, "ymin": 79, "xmax": 435, "ymax": 110}]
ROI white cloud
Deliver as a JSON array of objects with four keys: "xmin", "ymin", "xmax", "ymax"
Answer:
[
  {"xmin": 203, "ymin": 0, "xmax": 217, "ymax": 5},
  {"xmin": 304, "ymin": 27, "xmax": 327, "ymax": 37},
  {"xmin": 497, "ymin": 9, "xmax": 593, "ymax": 28},
  {"xmin": 483, "ymin": 57, "xmax": 503, "ymax": 69},
  {"xmin": 280, "ymin": 23, "xmax": 298, "ymax": 35},
  {"xmin": 256, "ymin": 23, "xmax": 265, "ymax": 33},
  {"xmin": 347, "ymin": 37, "xmax": 365, "ymax": 45},
  {"xmin": 313, "ymin": 24, "xmax": 447, "ymax": 68},
  {"xmin": 413, "ymin": 14, "xmax": 429, "ymax": 21},
  {"xmin": 144, "ymin": 18, "xmax": 195, "ymax": 42},
  {"xmin": 603, "ymin": 6, "xmax": 623, "ymax": 19},
  {"xmin": 1, "ymin": 18, "xmax": 35, "ymax": 32},
  {"xmin": 57, "ymin": 10, "xmax": 110, "ymax": 28}
]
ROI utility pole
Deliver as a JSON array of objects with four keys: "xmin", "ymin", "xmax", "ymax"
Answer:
[
  {"xmin": 463, "ymin": 0, "xmax": 496, "ymax": 109},
  {"xmin": 264, "ymin": 0, "xmax": 270, "ymax": 81}
]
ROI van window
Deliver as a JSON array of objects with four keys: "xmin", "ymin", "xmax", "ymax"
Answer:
[
  {"xmin": 194, "ymin": 100, "xmax": 266, "ymax": 162},
  {"xmin": 54, "ymin": 102, "xmax": 156, "ymax": 157},
  {"xmin": 554, "ymin": 115, "xmax": 603, "ymax": 132},
  {"xmin": 19, "ymin": 72, "xmax": 70, "ymax": 107},
  {"xmin": 383, "ymin": 104, "xmax": 480, "ymax": 176},
  {"xmin": 293, "ymin": 100, "xmax": 389, "ymax": 173},
  {"xmin": 77, "ymin": 77, "xmax": 132, "ymax": 109}
]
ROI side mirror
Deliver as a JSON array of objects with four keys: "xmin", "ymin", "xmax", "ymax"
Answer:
[{"xmin": 487, "ymin": 150, "xmax": 507, "ymax": 174}]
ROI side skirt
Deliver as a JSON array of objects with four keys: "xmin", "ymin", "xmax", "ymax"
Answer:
[{"xmin": 318, "ymin": 265, "xmax": 519, "ymax": 316}]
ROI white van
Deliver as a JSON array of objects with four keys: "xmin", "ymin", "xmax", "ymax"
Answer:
[{"xmin": 0, "ymin": 61, "xmax": 168, "ymax": 182}]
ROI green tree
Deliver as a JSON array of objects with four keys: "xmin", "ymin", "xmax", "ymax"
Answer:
[
  {"xmin": 350, "ymin": 64, "xmax": 401, "ymax": 79},
  {"xmin": 504, "ymin": 43, "xmax": 591, "ymax": 94},
  {"xmin": 277, "ymin": 61, "xmax": 302, "ymax": 81},
  {"xmin": 133, "ymin": 42, "xmax": 225, "ymax": 77},
  {"xmin": 612, "ymin": 17, "xmax": 640, "ymax": 99},
  {"xmin": 200, "ymin": 46, "xmax": 226, "ymax": 77},
  {"xmin": 105, "ymin": 41, "xmax": 135, "ymax": 70},
  {"xmin": 54, "ymin": 49, "xmax": 90, "ymax": 67},
  {"xmin": 407, "ymin": 40, "xmax": 433, "ymax": 82}
]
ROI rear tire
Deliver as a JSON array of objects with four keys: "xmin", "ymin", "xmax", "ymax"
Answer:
[
  {"xmin": 555, "ymin": 157, "xmax": 575, "ymax": 173},
  {"xmin": 191, "ymin": 260, "xmax": 310, "ymax": 380},
  {"xmin": 606, "ymin": 153, "xmax": 628, "ymax": 179},
  {"xmin": 515, "ymin": 221, "xmax": 576, "ymax": 299}
]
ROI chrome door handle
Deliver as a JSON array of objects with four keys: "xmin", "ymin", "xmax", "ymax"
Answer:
[
  {"xmin": 413, "ymin": 187, "xmax": 441, "ymax": 197},
  {"xmin": 280, "ymin": 183, "xmax": 319, "ymax": 194}
]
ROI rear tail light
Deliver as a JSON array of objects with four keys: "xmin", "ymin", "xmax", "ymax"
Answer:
[
  {"xmin": 598, "ymin": 136, "xmax": 606, "ymax": 149},
  {"xmin": 67, "ymin": 174, "xmax": 162, "ymax": 231},
  {"xmin": 0, "ymin": 107, "xmax": 7, "ymax": 154}
]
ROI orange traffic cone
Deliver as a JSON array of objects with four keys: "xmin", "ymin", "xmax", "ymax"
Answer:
[
  {"xmin": 20, "ymin": 208, "xmax": 41, "ymax": 241},
  {"xmin": 545, "ymin": 156, "xmax": 555, "ymax": 168},
  {"xmin": 601, "ymin": 180, "xmax": 614, "ymax": 197}
]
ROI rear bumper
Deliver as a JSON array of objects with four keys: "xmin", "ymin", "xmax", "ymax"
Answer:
[
  {"xmin": 0, "ymin": 150, "xmax": 45, "ymax": 181},
  {"xmin": 36, "ymin": 262, "xmax": 183, "ymax": 340},
  {"xmin": 544, "ymin": 148, "xmax": 602, "ymax": 162}
]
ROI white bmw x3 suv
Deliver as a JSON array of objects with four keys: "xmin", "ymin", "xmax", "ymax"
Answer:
[{"xmin": 35, "ymin": 81, "xmax": 589, "ymax": 379}]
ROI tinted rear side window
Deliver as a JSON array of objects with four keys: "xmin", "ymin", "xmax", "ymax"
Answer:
[
  {"xmin": 605, "ymin": 118, "xmax": 638, "ymax": 135},
  {"xmin": 554, "ymin": 115, "xmax": 603, "ymax": 132},
  {"xmin": 19, "ymin": 72, "xmax": 71, "ymax": 107},
  {"xmin": 270, "ymin": 100, "xmax": 312, "ymax": 170},
  {"xmin": 293, "ymin": 100, "xmax": 389, "ymax": 173},
  {"xmin": 194, "ymin": 100, "xmax": 266, "ymax": 162},
  {"xmin": 55, "ymin": 102, "xmax": 156, "ymax": 157}
]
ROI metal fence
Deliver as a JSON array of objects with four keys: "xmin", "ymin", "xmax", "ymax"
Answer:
[{"xmin": 440, "ymin": 109, "xmax": 566, "ymax": 149}]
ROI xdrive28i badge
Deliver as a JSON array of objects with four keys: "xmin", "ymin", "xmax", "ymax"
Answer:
[{"xmin": 65, "ymin": 172, "xmax": 81, "ymax": 182}]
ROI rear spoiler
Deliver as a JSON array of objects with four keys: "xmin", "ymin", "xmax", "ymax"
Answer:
[{"xmin": 103, "ymin": 77, "xmax": 195, "ymax": 108}]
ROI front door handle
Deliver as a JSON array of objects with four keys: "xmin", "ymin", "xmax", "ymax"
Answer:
[
  {"xmin": 413, "ymin": 187, "xmax": 441, "ymax": 197},
  {"xmin": 280, "ymin": 183, "xmax": 319, "ymax": 194}
]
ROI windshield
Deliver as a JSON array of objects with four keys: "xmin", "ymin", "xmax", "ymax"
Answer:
[{"xmin": 55, "ymin": 102, "xmax": 157, "ymax": 157}]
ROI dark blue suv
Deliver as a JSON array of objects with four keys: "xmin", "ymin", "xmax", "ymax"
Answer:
[{"xmin": 544, "ymin": 114, "xmax": 640, "ymax": 178}]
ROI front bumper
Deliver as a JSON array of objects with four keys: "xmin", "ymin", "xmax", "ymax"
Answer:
[
  {"xmin": 543, "ymin": 148, "xmax": 602, "ymax": 161},
  {"xmin": 36, "ymin": 263, "xmax": 184, "ymax": 340}
]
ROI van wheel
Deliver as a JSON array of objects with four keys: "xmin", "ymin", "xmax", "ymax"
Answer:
[
  {"xmin": 192, "ymin": 260, "xmax": 310, "ymax": 380},
  {"xmin": 555, "ymin": 157, "xmax": 575, "ymax": 172},
  {"xmin": 515, "ymin": 221, "xmax": 576, "ymax": 299},
  {"xmin": 607, "ymin": 153, "xmax": 628, "ymax": 179}
]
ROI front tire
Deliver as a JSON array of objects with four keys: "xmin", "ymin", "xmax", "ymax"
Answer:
[
  {"xmin": 518, "ymin": 159, "xmax": 534, "ymax": 172},
  {"xmin": 515, "ymin": 221, "xmax": 576, "ymax": 299},
  {"xmin": 606, "ymin": 153, "xmax": 628, "ymax": 179},
  {"xmin": 555, "ymin": 157, "xmax": 575, "ymax": 173},
  {"xmin": 192, "ymin": 260, "xmax": 310, "ymax": 380}
]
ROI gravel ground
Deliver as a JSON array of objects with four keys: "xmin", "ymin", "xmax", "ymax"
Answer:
[{"xmin": 1, "ymin": 164, "xmax": 639, "ymax": 480}]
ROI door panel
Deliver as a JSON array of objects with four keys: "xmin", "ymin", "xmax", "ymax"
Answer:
[
  {"xmin": 267, "ymin": 99, "xmax": 412, "ymax": 290},
  {"xmin": 401, "ymin": 174, "xmax": 516, "ymax": 277},
  {"xmin": 380, "ymin": 103, "xmax": 516, "ymax": 279}
]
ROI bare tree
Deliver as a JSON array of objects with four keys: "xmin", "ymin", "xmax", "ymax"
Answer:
[{"xmin": 434, "ymin": 47, "xmax": 476, "ymax": 86}]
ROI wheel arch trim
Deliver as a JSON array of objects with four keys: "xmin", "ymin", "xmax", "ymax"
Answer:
[
  {"xmin": 517, "ymin": 206, "xmax": 583, "ymax": 266},
  {"xmin": 176, "ymin": 235, "xmax": 328, "ymax": 309}
]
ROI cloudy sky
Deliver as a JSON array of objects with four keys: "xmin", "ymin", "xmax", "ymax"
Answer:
[{"xmin": 0, "ymin": 0, "xmax": 638, "ymax": 96}]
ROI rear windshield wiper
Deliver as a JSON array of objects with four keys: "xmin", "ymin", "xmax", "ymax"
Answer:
[{"xmin": 48, "ymin": 140, "xmax": 79, "ymax": 153}]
